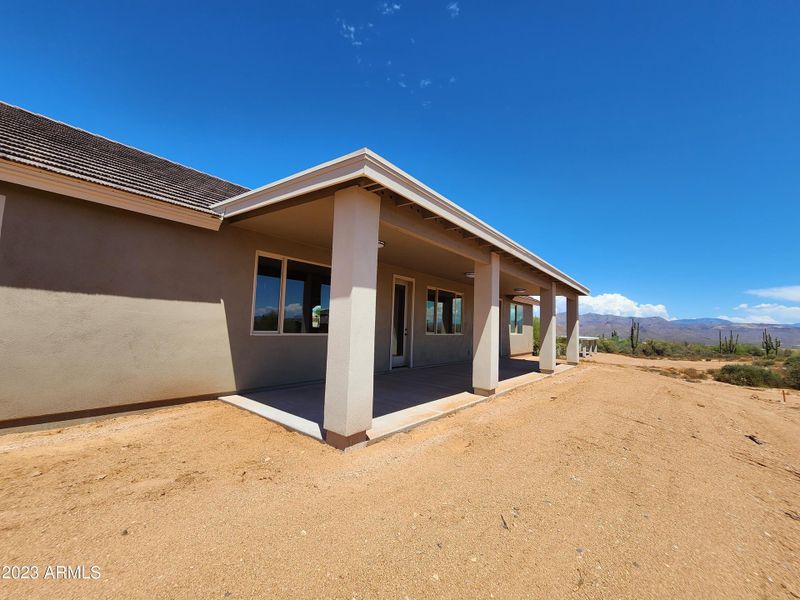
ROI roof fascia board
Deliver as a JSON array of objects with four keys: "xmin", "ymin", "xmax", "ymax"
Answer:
[
  {"xmin": 210, "ymin": 149, "xmax": 367, "ymax": 217},
  {"xmin": 0, "ymin": 159, "xmax": 221, "ymax": 231}
]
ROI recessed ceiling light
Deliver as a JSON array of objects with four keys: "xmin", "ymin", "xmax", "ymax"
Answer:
[
  {"xmin": 377, "ymin": 240, "xmax": 386, "ymax": 248},
  {"xmin": 513, "ymin": 287, "xmax": 527, "ymax": 293},
  {"xmin": 464, "ymin": 272, "xmax": 475, "ymax": 279}
]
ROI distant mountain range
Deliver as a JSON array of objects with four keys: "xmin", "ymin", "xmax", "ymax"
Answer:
[{"xmin": 556, "ymin": 313, "xmax": 800, "ymax": 346}]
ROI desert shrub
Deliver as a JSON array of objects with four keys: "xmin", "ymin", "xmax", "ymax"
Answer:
[
  {"xmin": 713, "ymin": 364, "xmax": 783, "ymax": 388},
  {"xmin": 738, "ymin": 343, "xmax": 766, "ymax": 357},
  {"xmin": 681, "ymin": 367, "xmax": 707, "ymax": 381},
  {"xmin": 753, "ymin": 358, "xmax": 776, "ymax": 367},
  {"xmin": 640, "ymin": 339, "xmax": 669, "ymax": 357},
  {"xmin": 597, "ymin": 336, "xmax": 629, "ymax": 354},
  {"xmin": 784, "ymin": 355, "xmax": 800, "ymax": 389},
  {"xmin": 592, "ymin": 336, "xmax": 768, "ymax": 360}
]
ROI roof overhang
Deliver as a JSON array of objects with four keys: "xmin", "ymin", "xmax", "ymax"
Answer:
[
  {"xmin": 0, "ymin": 158, "xmax": 222, "ymax": 231},
  {"xmin": 212, "ymin": 149, "xmax": 589, "ymax": 296}
]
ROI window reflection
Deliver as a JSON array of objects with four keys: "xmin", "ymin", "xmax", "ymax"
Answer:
[
  {"xmin": 510, "ymin": 303, "xmax": 524, "ymax": 334},
  {"xmin": 427, "ymin": 288, "xmax": 463, "ymax": 335},
  {"xmin": 253, "ymin": 256, "xmax": 282, "ymax": 332},
  {"xmin": 283, "ymin": 260, "xmax": 331, "ymax": 333}
]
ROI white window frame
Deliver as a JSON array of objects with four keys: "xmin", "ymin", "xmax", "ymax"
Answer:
[
  {"xmin": 250, "ymin": 251, "xmax": 331, "ymax": 336},
  {"xmin": 425, "ymin": 286, "xmax": 464, "ymax": 336}
]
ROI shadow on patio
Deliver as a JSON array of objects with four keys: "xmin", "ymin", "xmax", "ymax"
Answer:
[{"xmin": 220, "ymin": 355, "xmax": 573, "ymax": 443}]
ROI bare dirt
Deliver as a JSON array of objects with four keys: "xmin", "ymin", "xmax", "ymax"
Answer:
[{"xmin": 1, "ymin": 356, "xmax": 799, "ymax": 599}]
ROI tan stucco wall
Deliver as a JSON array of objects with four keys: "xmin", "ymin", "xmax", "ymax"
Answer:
[
  {"xmin": 510, "ymin": 301, "xmax": 533, "ymax": 356},
  {"xmin": 374, "ymin": 263, "xmax": 473, "ymax": 372},
  {"xmin": 0, "ymin": 183, "xmax": 332, "ymax": 420},
  {"xmin": 0, "ymin": 183, "xmax": 478, "ymax": 421}
]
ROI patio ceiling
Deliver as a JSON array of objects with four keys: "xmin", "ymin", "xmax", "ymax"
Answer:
[{"xmin": 230, "ymin": 192, "xmax": 549, "ymax": 295}]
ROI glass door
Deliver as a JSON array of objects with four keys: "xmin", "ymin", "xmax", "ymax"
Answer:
[{"xmin": 391, "ymin": 282, "xmax": 409, "ymax": 368}]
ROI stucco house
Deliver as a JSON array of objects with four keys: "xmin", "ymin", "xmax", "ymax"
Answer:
[{"xmin": 0, "ymin": 102, "xmax": 587, "ymax": 449}]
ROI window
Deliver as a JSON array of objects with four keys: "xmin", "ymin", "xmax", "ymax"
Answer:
[
  {"xmin": 283, "ymin": 260, "xmax": 331, "ymax": 333},
  {"xmin": 426, "ymin": 288, "xmax": 463, "ymax": 334},
  {"xmin": 253, "ymin": 256, "xmax": 282, "ymax": 332},
  {"xmin": 251, "ymin": 254, "xmax": 331, "ymax": 334},
  {"xmin": 510, "ymin": 303, "xmax": 524, "ymax": 334}
]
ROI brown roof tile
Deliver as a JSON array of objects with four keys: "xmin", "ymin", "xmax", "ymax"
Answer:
[{"xmin": 0, "ymin": 102, "xmax": 249, "ymax": 212}]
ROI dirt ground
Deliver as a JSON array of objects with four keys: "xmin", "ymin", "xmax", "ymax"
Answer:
[
  {"xmin": 1, "ymin": 356, "xmax": 798, "ymax": 599},
  {"xmin": 585, "ymin": 352, "xmax": 747, "ymax": 371}
]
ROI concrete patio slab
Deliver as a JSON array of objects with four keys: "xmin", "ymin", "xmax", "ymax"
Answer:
[
  {"xmin": 219, "ymin": 356, "xmax": 574, "ymax": 446},
  {"xmin": 219, "ymin": 392, "xmax": 324, "ymax": 440}
]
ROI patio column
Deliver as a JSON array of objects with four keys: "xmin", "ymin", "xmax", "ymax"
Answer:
[
  {"xmin": 472, "ymin": 252, "xmax": 500, "ymax": 396},
  {"xmin": 323, "ymin": 186, "xmax": 380, "ymax": 450},
  {"xmin": 566, "ymin": 295, "xmax": 580, "ymax": 365},
  {"xmin": 539, "ymin": 284, "xmax": 557, "ymax": 373}
]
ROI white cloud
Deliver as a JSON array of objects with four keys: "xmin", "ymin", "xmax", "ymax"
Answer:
[
  {"xmin": 398, "ymin": 81, "xmax": 407, "ymax": 88},
  {"xmin": 338, "ymin": 19, "xmax": 362, "ymax": 46},
  {"xmin": 747, "ymin": 285, "xmax": 800, "ymax": 303},
  {"xmin": 552, "ymin": 292, "xmax": 670, "ymax": 319},
  {"xmin": 580, "ymin": 293, "xmax": 670, "ymax": 319},
  {"xmin": 719, "ymin": 302, "xmax": 800, "ymax": 325},
  {"xmin": 718, "ymin": 315, "xmax": 780, "ymax": 324},
  {"xmin": 283, "ymin": 303, "xmax": 304, "ymax": 317},
  {"xmin": 381, "ymin": 2, "xmax": 401, "ymax": 15},
  {"xmin": 419, "ymin": 78, "xmax": 432, "ymax": 88},
  {"xmin": 446, "ymin": 2, "xmax": 460, "ymax": 17}
]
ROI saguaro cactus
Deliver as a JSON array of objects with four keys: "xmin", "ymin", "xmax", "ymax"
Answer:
[
  {"xmin": 719, "ymin": 330, "xmax": 738, "ymax": 354},
  {"xmin": 630, "ymin": 319, "xmax": 640, "ymax": 354},
  {"xmin": 762, "ymin": 329, "xmax": 782, "ymax": 356}
]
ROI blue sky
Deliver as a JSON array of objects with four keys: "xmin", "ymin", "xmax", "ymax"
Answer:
[{"xmin": 2, "ymin": 1, "xmax": 799, "ymax": 322}]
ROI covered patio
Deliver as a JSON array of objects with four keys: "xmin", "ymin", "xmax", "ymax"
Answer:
[
  {"xmin": 211, "ymin": 150, "xmax": 588, "ymax": 449},
  {"xmin": 221, "ymin": 355, "xmax": 575, "ymax": 443}
]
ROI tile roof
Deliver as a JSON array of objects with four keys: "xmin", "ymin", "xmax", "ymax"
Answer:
[{"xmin": 0, "ymin": 102, "xmax": 249, "ymax": 212}]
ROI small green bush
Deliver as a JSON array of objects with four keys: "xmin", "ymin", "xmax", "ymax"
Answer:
[
  {"xmin": 640, "ymin": 339, "xmax": 669, "ymax": 357},
  {"xmin": 713, "ymin": 364, "xmax": 783, "ymax": 388},
  {"xmin": 784, "ymin": 355, "xmax": 800, "ymax": 389},
  {"xmin": 753, "ymin": 358, "xmax": 776, "ymax": 367}
]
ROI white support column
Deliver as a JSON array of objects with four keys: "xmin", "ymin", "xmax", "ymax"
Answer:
[
  {"xmin": 539, "ymin": 284, "xmax": 557, "ymax": 373},
  {"xmin": 566, "ymin": 295, "xmax": 580, "ymax": 365},
  {"xmin": 323, "ymin": 186, "xmax": 380, "ymax": 450},
  {"xmin": 472, "ymin": 252, "xmax": 500, "ymax": 396}
]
